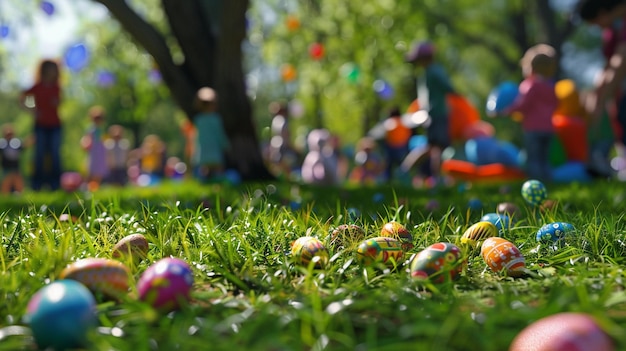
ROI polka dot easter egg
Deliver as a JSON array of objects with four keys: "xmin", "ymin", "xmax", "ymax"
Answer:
[
  {"xmin": 356, "ymin": 236, "xmax": 404, "ymax": 268},
  {"xmin": 521, "ymin": 179, "xmax": 547, "ymax": 206},
  {"xmin": 291, "ymin": 236, "xmax": 329, "ymax": 268},
  {"xmin": 380, "ymin": 221, "xmax": 414, "ymax": 250},
  {"xmin": 461, "ymin": 221, "xmax": 497, "ymax": 247},
  {"xmin": 409, "ymin": 242, "xmax": 464, "ymax": 283},
  {"xmin": 329, "ymin": 224, "xmax": 366, "ymax": 248},
  {"xmin": 510, "ymin": 312, "xmax": 614, "ymax": 351},
  {"xmin": 137, "ymin": 257, "xmax": 194, "ymax": 311},
  {"xmin": 26, "ymin": 280, "xmax": 97, "ymax": 350},
  {"xmin": 536, "ymin": 222, "xmax": 575, "ymax": 242},
  {"xmin": 481, "ymin": 237, "xmax": 526, "ymax": 277},
  {"xmin": 59, "ymin": 258, "xmax": 131, "ymax": 300}
]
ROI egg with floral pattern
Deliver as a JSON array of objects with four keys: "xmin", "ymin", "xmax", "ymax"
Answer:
[
  {"xmin": 521, "ymin": 179, "xmax": 547, "ymax": 206},
  {"xmin": 536, "ymin": 222, "xmax": 575, "ymax": 242},
  {"xmin": 481, "ymin": 237, "xmax": 526, "ymax": 277},
  {"xmin": 356, "ymin": 236, "xmax": 404, "ymax": 267},
  {"xmin": 409, "ymin": 242, "xmax": 464, "ymax": 283}
]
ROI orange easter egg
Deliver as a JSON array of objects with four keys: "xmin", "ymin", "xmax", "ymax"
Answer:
[{"xmin": 481, "ymin": 237, "xmax": 525, "ymax": 277}]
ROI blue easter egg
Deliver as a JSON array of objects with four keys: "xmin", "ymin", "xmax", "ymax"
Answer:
[
  {"xmin": 536, "ymin": 222, "xmax": 575, "ymax": 242},
  {"xmin": 468, "ymin": 198, "xmax": 483, "ymax": 211},
  {"xmin": 26, "ymin": 280, "xmax": 97, "ymax": 350},
  {"xmin": 372, "ymin": 193, "xmax": 384, "ymax": 203},
  {"xmin": 480, "ymin": 213, "xmax": 510, "ymax": 233},
  {"xmin": 521, "ymin": 179, "xmax": 547, "ymax": 206}
]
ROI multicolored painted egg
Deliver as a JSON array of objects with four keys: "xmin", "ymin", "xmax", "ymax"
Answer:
[
  {"xmin": 481, "ymin": 237, "xmax": 526, "ymax": 277},
  {"xmin": 291, "ymin": 236, "xmax": 329, "ymax": 268},
  {"xmin": 409, "ymin": 242, "xmax": 464, "ymax": 283},
  {"xmin": 380, "ymin": 221, "xmax": 414, "ymax": 250},
  {"xmin": 496, "ymin": 202, "xmax": 519, "ymax": 218},
  {"xmin": 480, "ymin": 213, "xmax": 511, "ymax": 234},
  {"xmin": 536, "ymin": 222, "xmax": 575, "ymax": 242},
  {"xmin": 461, "ymin": 221, "xmax": 497, "ymax": 247},
  {"xmin": 510, "ymin": 313, "xmax": 614, "ymax": 351},
  {"xmin": 329, "ymin": 224, "xmax": 366, "ymax": 248},
  {"xmin": 60, "ymin": 258, "xmax": 131, "ymax": 299},
  {"xmin": 137, "ymin": 257, "xmax": 194, "ymax": 311},
  {"xmin": 112, "ymin": 233, "xmax": 150, "ymax": 263},
  {"xmin": 356, "ymin": 236, "xmax": 404, "ymax": 267},
  {"xmin": 521, "ymin": 179, "xmax": 547, "ymax": 206},
  {"xmin": 26, "ymin": 280, "xmax": 97, "ymax": 350}
]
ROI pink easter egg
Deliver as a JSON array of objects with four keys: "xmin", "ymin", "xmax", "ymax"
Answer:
[
  {"xmin": 509, "ymin": 312, "xmax": 614, "ymax": 351},
  {"xmin": 137, "ymin": 257, "xmax": 194, "ymax": 311}
]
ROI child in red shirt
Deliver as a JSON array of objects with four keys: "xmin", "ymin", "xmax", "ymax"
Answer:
[{"xmin": 20, "ymin": 60, "xmax": 63, "ymax": 190}]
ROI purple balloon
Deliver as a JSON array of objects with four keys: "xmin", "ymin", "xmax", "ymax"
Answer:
[
  {"xmin": 41, "ymin": 1, "xmax": 55, "ymax": 16},
  {"xmin": 96, "ymin": 70, "xmax": 116, "ymax": 87},
  {"xmin": 0, "ymin": 25, "xmax": 9, "ymax": 39},
  {"xmin": 64, "ymin": 44, "xmax": 89, "ymax": 72}
]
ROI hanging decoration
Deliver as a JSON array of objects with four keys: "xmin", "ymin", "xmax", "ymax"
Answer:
[
  {"xmin": 280, "ymin": 64, "xmax": 297, "ymax": 82},
  {"xmin": 285, "ymin": 15, "xmax": 300, "ymax": 32},
  {"xmin": 373, "ymin": 80, "xmax": 394, "ymax": 100},
  {"xmin": 64, "ymin": 43, "xmax": 90, "ymax": 72},
  {"xmin": 41, "ymin": 1, "xmax": 55, "ymax": 16},
  {"xmin": 339, "ymin": 62, "xmax": 360, "ymax": 84},
  {"xmin": 308, "ymin": 42, "xmax": 325, "ymax": 60}
]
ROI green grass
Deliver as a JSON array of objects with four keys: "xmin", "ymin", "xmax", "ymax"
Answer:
[{"xmin": 1, "ymin": 179, "xmax": 626, "ymax": 350}]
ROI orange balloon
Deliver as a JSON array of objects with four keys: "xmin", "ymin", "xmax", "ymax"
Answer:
[{"xmin": 280, "ymin": 64, "xmax": 297, "ymax": 82}]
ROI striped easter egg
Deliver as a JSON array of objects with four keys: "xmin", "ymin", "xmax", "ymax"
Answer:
[
  {"xmin": 461, "ymin": 221, "xmax": 498, "ymax": 247},
  {"xmin": 356, "ymin": 236, "xmax": 404, "ymax": 267},
  {"xmin": 481, "ymin": 237, "xmax": 526, "ymax": 277},
  {"xmin": 291, "ymin": 236, "xmax": 329, "ymax": 268}
]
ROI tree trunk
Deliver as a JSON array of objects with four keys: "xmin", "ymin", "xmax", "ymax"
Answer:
[{"xmin": 93, "ymin": 0, "xmax": 274, "ymax": 181}]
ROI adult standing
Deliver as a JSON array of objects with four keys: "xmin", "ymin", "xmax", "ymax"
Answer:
[{"xmin": 20, "ymin": 60, "xmax": 63, "ymax": 191}]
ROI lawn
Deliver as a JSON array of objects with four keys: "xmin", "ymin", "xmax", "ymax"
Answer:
[{"xmin": 1, "ymin": 179, "xmax": 625, "ymax": 350}]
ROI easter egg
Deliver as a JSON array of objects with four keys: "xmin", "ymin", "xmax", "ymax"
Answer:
[
  {"xmin": 112, "ymin": 233, "xmax": 150, "ymax": 263},
  {"xmin": 461, "ymin": 221, "xmax": 497, "ymax": 247},
  {"xmin": 521, "ymin": 179, "xmax": 547, "ymax": 206},
  {"xmin": 356, "ymin": 236, "xmax": 404, "ymax": 267},
  {"xmin": 480, "ymin": 213, "xmax": 511, "ymax": 234},
  {"xmin": 329, "ymin": 224, "xmax": 366, "ymax": 248},
  {"xmin": 26, "ymin": 280, "xmax": 97, "ymax": 350},
  {"xmin": 380, "ymin": 221, "xmax": 414, "ymax": 250},
  {"xmin": 409, "ymin": 242, "xmax": 464, "ymax": 283},
  {"xmin": 536, "ymin": 222, "xmax": 575, "ymax": 242},
  {"xmin": 137, "ymin": 257, "xmax": 194, "ymax": 311},
  {"xmin": 510, "ymin": 312, "xmax": 614, "ymax": 351},
  {"xmin": 60, "ymin": 258, "xmax": 131, "ymax": 299},
  {"xmin": 291, "ymin": 236, "xmax": 329, "ymax": 268},
  {"xmin": 481, "ymin": 237, "xmax": 525, "ymax": 277},
  {"xmin": 496, "ymin": 202, "xmax": 519, "ymax": 218}
]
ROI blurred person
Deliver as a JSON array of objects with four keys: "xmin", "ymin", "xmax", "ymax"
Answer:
[
  {"xmin": 80, "ymin": 106, "xmax": 109, "ymax": 190},
  {"xmin": 404, "ymin": 41, "xmax": 455, "ymax": 186},
  {"xmin": 349, "ymin": 137, "xmax": 386, "ymax": 185},
  {"xmin": 301, "ymin": 128, "xmax": 339, "ymax": 185},
  {"xmin": 192, "ymin": 87, "xmax": 230, "ymax": 182},
  {"xmin": 19, "ymin": 59, "xmax": 63, "ymax": 191},
  {"xmin": 0, "ymin": 124, "xmax": 26, "ymax": 194},
  {"xmin": 502, "ymin": 44, "xmax": 559, "ymax": 182},
  {"xmin": 104, "ymin": 124, "xmax": 130, "ymax": 186},
  {"xmin": 383, "ymin": 107, "xmax": 412, "ymax": 181},
  {"xmin": 267, "ymin": 102, "xmax": 300, "ymax": 179}
]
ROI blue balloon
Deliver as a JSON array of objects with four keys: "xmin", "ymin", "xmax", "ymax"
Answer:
[
  {"xmin": 64, "ymin": 44, "xmax": 90, "ymax": 72},
  {"xmin": 465, "ymin": 137, "xmax": 500, "ymax": 165},
  {"xmin": 486, "ymin": 81, "xmax": 519, "ymax": 113},
  {"xmin": 0, "ymin": 25, "xmax": 9, "ymax": 38}
]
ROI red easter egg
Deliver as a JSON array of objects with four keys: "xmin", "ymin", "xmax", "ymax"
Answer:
[
  {"xmin": 509, "ymin": 313, "xmax": 614, "ymax": 351},
  {"xmin": 60, "ymin": 258, "xmax": 131, "ymax": 299},
  {"xmin": 481, "ymin": 237, "xmax": 525, "ymax": 277},
  {"xmin": 309, "ymin": 42, "xmax": 325, "ymax": 60}
]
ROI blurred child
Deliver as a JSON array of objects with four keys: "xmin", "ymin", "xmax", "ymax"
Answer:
[
  {"xmin": 139, "ymin": 134, "xmax": 166, "ymax": 177},
  {"xmin": 104, "ymin": 124, "xmax": 130, "ymax": 186},
  {"xmin": 0, "ymin": 124, "xmax": 25, "ymax": 194},
  {"xmin": 80, "ymin": 106, "xmax": 109, "ymax": 190},
  {"xmin": 267, "ymin": 102, "xmax": 300, "ymax": 179},
  {"xmin": 192, "ymin": 87, "xmax": 230, "ymax": 182},
  {"xmin": 405, "ymin": 41, "xmax": 455, "ymax": 185},
  {"xmin": 349, "ymin": 137, "xmax": 386, "ymax": 185},
  {"xmin": 503, "ymin": 44, "xmax": 559, "ymax": 181},
  {"xmin": 383, "ymin": 107, "xmax": 412, "ymax": 181},
  {"xmin": 301, "ymin": 129, "xmax": 340, "ymax": 185},
  {"xmin": 19, "ymin": 59, "xmax": 63, "ymax": 191}
]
